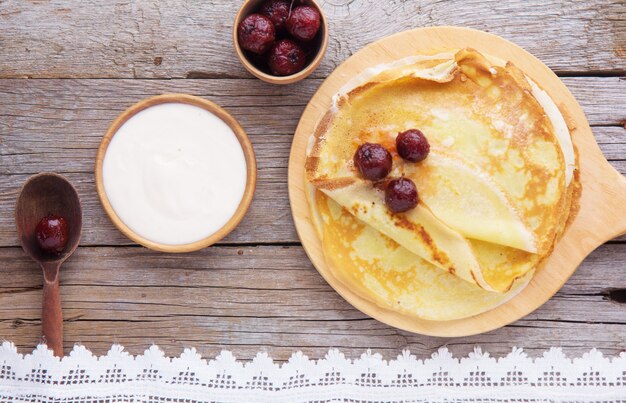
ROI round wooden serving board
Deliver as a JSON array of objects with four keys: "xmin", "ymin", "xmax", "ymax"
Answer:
[{"xmin": 288, "ymin": 26, "xmax": 626, "ymax": 337}]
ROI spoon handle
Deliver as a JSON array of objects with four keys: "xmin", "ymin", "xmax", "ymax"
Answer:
[{"xmin": 41, "ymin": 262, "xmax": 63, "ymax": 357}]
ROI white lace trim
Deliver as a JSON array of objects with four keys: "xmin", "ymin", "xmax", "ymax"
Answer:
[{"xmin": 0, "ymin": 342, "xmax": 624, "ymax": 402}]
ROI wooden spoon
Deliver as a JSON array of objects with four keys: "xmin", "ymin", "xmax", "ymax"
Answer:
[{"xmin": 15, "ymin": 173, "xmax": 82, "ymax": 356}]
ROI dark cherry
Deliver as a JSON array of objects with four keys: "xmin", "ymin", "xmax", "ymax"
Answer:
[
  {"xmin": 260, "ymin": 0, "xmax": 291, "ymax": 31},
  {"xmin": 268, "ymin": 39, "xmax": 306, "ymax": 76},
  {"xmin": 396, "ymin": 129, "xmax": 430, "ymax": 162},
  {"xmin": 353, "ymin": 143, "xmax": 393, "ymax": 181},
  {"xmin": 237, "ymin": 13, "xmax": 276, "ymax": 54},
  {"xmin": 35, "ymin": 214, "xmax": 69, "ymax": 255},
  {"xmin": 286, "ymin": 5, "xmax": 321, "ymax": 41},
  {"xmin": 385, "ymin": 177, "xmax": 419, "ymax": 213}
]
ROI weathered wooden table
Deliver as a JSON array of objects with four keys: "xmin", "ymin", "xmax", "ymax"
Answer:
[{"xmin": 1, "ymin": 1, "xmax": 624, "ymax": 360}]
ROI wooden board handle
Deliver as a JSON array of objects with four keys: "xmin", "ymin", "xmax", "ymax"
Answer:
[
  {"xmin": 41, "ymin": 262, "xmax": 63, "ymax": 357},
  {"xmin": 618, "ymin": 173, "xmax": 626, "ymax": 238},
  {"xmin": 577, "ymin": 159, "xmax": 626, "ymax": 253},
  {"xmin": 601, "ymin": 165, "xmax": 626, "ymax": 239}
]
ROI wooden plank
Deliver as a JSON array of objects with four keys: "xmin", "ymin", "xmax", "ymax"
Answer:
[
  {"xmin": 0, "ymin": 243, "xmax": 623, "ymax": 360},
  {"xmin": 0, "ymin": 0, "xmax": 624, "ymax": 79},
  {"xmin": 0, "ymin": 78, "xmax": 624, "ymax": 246},
  {"xmin": 1, "ymin": 78, "xmax": 620, "ymax": 129},
  {"xmin": 0, "ymin": 78, "xmax": 622, "ymax": 140},
  {"xmin": 563, "ymin": 77, "xmax": 626, "ymax": 127},
  {"xmin": 1, "ymin": 134, "xmax": 623, "ymax": 247}
]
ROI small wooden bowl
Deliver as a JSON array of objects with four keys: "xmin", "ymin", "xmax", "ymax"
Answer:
[
  {"xmin": 95, "ymin": 94, "xmax": 257, "ymax": 253},
  {"xmin": 233, "ymin": 0, "xmax": 329, "ymax": 84}
]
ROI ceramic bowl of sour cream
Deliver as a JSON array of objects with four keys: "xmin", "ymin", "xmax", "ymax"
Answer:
[{"xmin": 96, "ymin": 94, "xmax": 256, "ymax": 253}]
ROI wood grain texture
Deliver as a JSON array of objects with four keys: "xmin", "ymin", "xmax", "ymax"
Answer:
[
  {"xmin": 0, "ymin": 244, "xmax": 623, "ymax": 360},
  {"xmin": 0, "ymin": 0, "xmax": 624, "ymax": 79},
  {"xmin": 0, "ymin": 78, "xmax": 624, "ymax": 246},
  {"xmin": 1, "ymin": 0, "xmax": 625, "ymax": 360}
]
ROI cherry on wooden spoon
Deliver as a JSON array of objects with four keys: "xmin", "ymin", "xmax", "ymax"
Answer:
[{"xmin": 15, "ymin": 173, "xmax": 82, "ymax": 357}]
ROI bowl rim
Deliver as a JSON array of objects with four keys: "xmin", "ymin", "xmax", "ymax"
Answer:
[
  {"xmin": 95, "ymin": 93, "xmax": 257, "ymax": 253},
  {"xmin": 233, "ymin": 0, "xmax": 329, "ymax": 84}
]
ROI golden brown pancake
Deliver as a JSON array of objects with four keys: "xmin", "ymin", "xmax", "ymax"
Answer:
[
  {"xmin": 309, "ymin": 188, "xmax": 534, "ymax": 321},
  {"xmin": 306, "ymin": 49, "xmax": 578, "ymax": 294}
]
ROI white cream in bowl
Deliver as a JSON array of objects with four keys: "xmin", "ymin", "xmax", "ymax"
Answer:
[{"xmin": 102, "ymin": 102, "xmax": 247, "ymax": 245}]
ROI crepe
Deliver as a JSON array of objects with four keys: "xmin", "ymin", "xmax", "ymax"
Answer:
[
  {"xmin": 309, "ymin": 187, "xmax": 533, "ymax": 321},
  {"xmin": 306, "ymin": 49, "xmax": 578, "ymax": 295},
  {"xmin": 303, "ymin": 48, "xmax": 581, "ymax": 322}
]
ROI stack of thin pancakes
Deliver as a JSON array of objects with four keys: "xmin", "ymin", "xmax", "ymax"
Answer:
[{"xmin": 305, "ymin": 49, "xmax": 581, "ymax": 321}]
